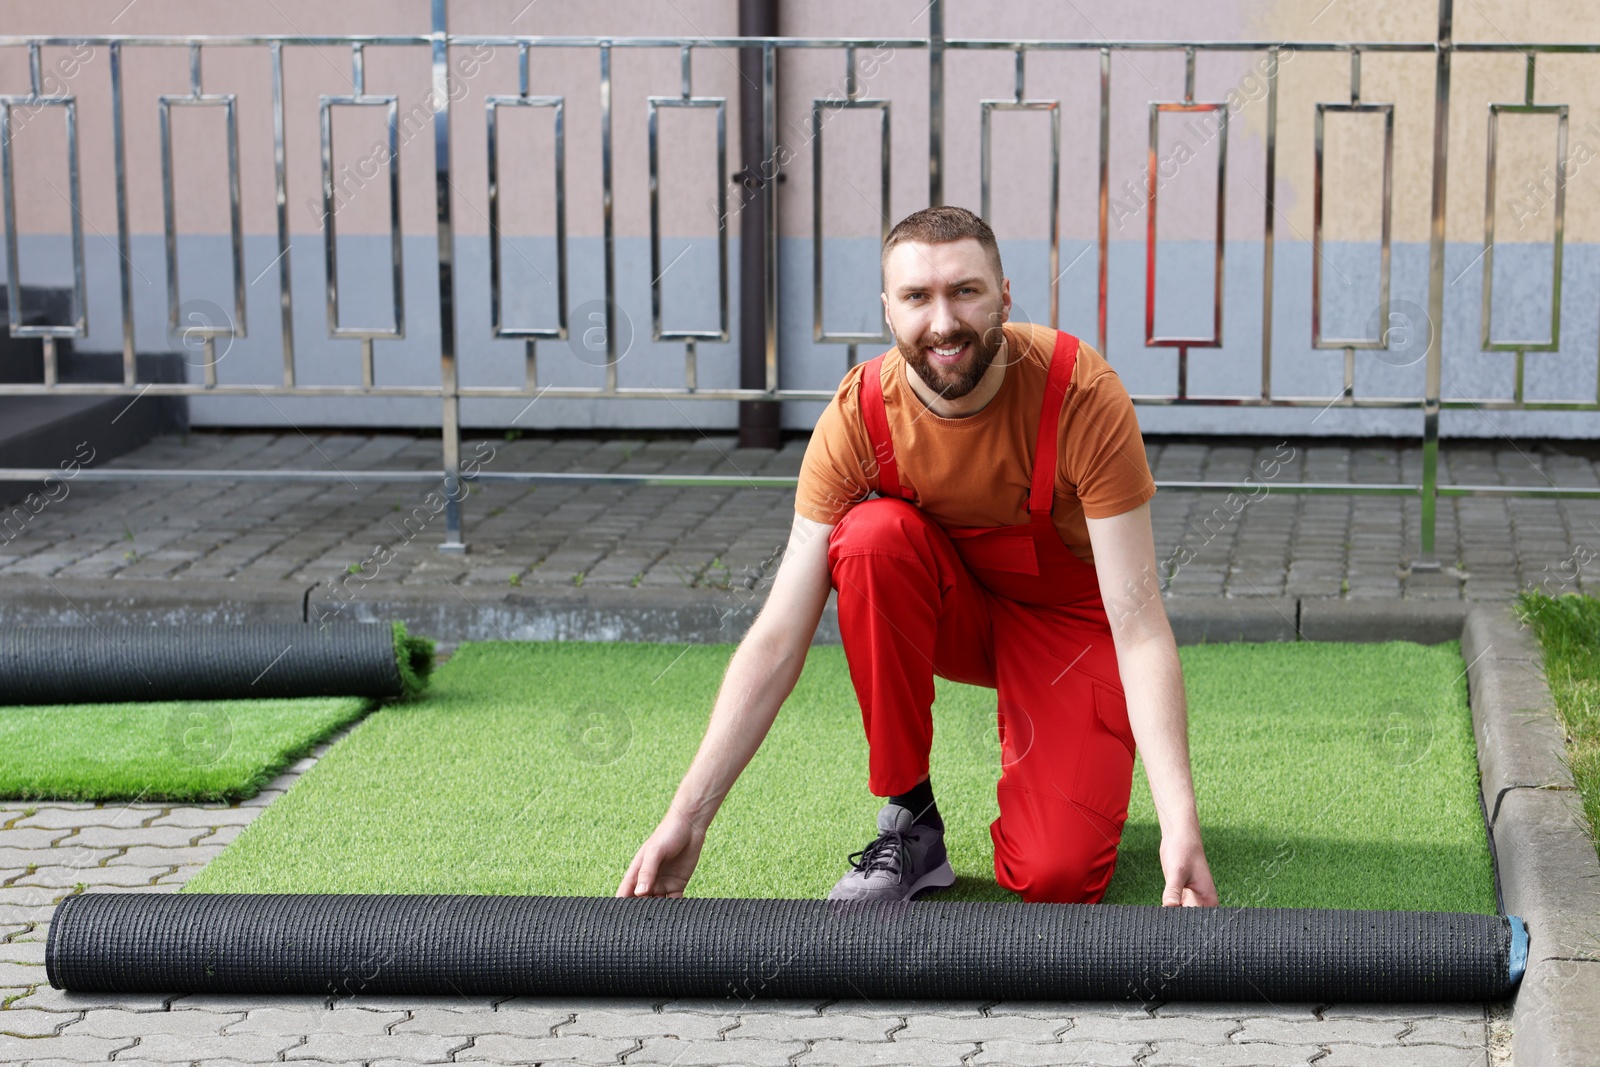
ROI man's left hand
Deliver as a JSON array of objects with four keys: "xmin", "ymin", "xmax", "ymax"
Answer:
[{"xmin": 1159, "ymin": 832, "xmax": 1219, "ymax": 906}]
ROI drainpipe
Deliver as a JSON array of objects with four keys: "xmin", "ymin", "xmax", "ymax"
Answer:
[{"xmin": 737, "ymin": 0, "xmax": 781, "ymax": 449}]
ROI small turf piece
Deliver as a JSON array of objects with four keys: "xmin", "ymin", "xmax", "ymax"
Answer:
[{"xmin": 0, "ymin": 697, "xmax": 373, "ymax": 803}]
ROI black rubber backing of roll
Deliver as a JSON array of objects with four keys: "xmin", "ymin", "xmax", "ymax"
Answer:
[
  {"xmin": 0, "ymin": 624, "xmax": 406, "ymax": 704},
  {"xmin": 46, "ymin": 892, "xmax": 1519, "ymax": 1002}
]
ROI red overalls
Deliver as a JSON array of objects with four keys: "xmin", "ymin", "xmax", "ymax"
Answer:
[{"xmin": 825, "ymin": 329, "xmax": 1138, "ymax": 904}]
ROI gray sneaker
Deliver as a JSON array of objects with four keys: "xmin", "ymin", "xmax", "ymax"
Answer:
[{"xmin": 827, "ymin": 802, "xmax": 955, "ymax": 902}]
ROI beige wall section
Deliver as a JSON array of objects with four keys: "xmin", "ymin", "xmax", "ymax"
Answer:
[
  {"xmin": 1246, "ymin": 0, "xmax": 1600, "ymax": 244},
  {"xmin": 3, "ymin": 0, "xmax": 1600, "ymax": 246}
]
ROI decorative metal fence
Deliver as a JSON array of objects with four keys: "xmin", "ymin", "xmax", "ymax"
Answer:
[{"xmin": 1, "ymin": 0, "xmax": 1597, "ymax": 564}]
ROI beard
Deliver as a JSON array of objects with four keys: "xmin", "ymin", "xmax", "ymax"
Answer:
[{"xmin": 894, "ymin": 317, "xmax": 1006, "ymax": 401}]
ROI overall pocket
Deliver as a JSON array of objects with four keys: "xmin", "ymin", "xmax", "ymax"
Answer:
[
  {"xmin": 948, "ymin": 530, "xmax": 1039, "ymax": 576},
  {"xmin": 1069, "ymin": 680, "xmax": 1136, "ymax": 823}
]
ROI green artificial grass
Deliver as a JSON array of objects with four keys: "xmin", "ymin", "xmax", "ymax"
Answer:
[
  {"xmin": 186, "ymin": 639, "xmax": 1497, "ymax": 913},
  {"xmin": 1514, "ymin": 590, "xmax": 1600, "ymax": 858},
  {"xmin": 391, "ymin": 621, "xmax": 438, "ymax": 701},
  {"xmin": 0, "ymin": 697, "xmax": 374, "ymax": 803}
]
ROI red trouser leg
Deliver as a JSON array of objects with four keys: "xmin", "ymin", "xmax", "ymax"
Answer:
[
  {"xmin": 827, "ymin": 498, "xmax": 1136, "ymax": 904},
  {"xmin": 826, "ymin": 498, "xmax": 996, "ymax": 797},
  {"xmin": 985, "ymin": 598, "xmax": 1137, "ymax": 904}
]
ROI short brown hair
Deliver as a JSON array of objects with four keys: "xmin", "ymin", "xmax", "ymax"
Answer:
[{"xmin": 880, "ymin": 205, "xmax": 1004, "ymax": 289}]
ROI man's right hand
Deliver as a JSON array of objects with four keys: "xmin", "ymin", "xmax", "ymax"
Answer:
[{"xmin": 616, "ymin": 807, "xmax": 706, "ymax": 898}]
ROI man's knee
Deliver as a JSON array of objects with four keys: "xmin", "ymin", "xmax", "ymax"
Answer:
[
  {"xmin": 1007, "ymin": 849, "xmax": 1116, "ymax": 904},
  {"xmin": 991, "ymin": 790, "xmax": 1123, "ymax": 904}
]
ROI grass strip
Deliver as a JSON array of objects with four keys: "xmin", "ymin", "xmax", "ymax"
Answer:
[
  {"xmin": 1513, "ymin": 590, "xmax": 1600, "ymax": 859},
  {"xmin": 0, "ymin": 697, "xmax": 373, "ymax": 803},
  {"xmin": 186, "ymin": 639, "xmax": 1495, "ymax": 912}
]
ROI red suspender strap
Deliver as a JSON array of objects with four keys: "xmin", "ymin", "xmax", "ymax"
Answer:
[
  {"xmin": 1027, "ymin": 330, "xmax": 1080, "ymax": 517},
  {"xmin": 857, "ymin": 353, "xmax": 906, "ymax": 501}
]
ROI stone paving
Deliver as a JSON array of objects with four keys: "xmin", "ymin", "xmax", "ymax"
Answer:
[
  {"xmin": 2, "ymin": 430, "xmax": 1599, "ymax": 605},
  {"xmin": 2, "ymin": 429, "xmax": 1587, "ymax": 1064}
]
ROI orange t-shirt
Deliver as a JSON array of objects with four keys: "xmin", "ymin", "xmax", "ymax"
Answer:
[{"xmin": 795, "ymin": 321, "xmax": 1156, "ymax": 566}]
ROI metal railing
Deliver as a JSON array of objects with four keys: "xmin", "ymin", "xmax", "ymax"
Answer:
[{"xmin": 1, "ymin": 0, "xmax": 1597, "ymax": 564}]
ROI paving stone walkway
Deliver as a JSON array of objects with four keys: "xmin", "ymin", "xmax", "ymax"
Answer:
[
  {"xmin": 2, "ymin": 429, "xmax": 1579, "ymax": 1064},
  {"xmin": 2, "ymin": 430, "xmax": 1599, "ymax": 604}
]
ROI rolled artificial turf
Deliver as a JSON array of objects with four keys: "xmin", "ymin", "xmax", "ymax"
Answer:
[
  {"xmin": 185, "ymin": 639, "xmax": 1498, "ymax": 914},
  {"xmin": 47, "ymin": 891, "xmax": 1526, "ymax": 1002},
  {"xmin": 0, "ymin": 621, "xmax": 435, "ymax": 705},
  {"xmin": 0, "ymin": 696, "xmax": 372, "ymax": 803}
]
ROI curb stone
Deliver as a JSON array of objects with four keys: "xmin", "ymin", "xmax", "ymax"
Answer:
[
  {"xmin": 0, "ymin": 578, "xmax": 305, "ymax": 627},
  {"xmin": 1463, "ymin": 603, "xmax": 1600, "ymax": 1067},
  {"xmin": 1, "ymin": 579, "xmax": 1475, "ymax": 647},
  {"xmin": 1163, "ymin": 595, "xmax": 1299, "ymax": 644},
  {"xmin": 330, "ymin": 583, "xmax": 846, "ymax": 646},
  {"xmin": 1298, "ymin": 598, "xmax": 1473, "ymax": 644}
]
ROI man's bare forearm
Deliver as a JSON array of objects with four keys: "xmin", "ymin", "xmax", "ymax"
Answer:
[
  {"xmin": 668, "ymin": 627, "xmax": 807, "ymax": 831},
  {"xmin": 1118, "ymin": 633, "xmax": 1200, "ymax": 837}
]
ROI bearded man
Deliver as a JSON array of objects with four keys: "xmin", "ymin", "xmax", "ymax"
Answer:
[{"xmin": 619, "ymin": 205, "xmax": 1217, "ymax": 909}]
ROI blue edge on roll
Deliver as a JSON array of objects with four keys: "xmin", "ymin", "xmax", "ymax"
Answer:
[{"xmin": 1509, "ymin": 915, "xmax": 1529, "ymax": 985}]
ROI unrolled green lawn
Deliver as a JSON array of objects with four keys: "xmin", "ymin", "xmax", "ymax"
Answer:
[
  {"xmin": 0, "ymin": 697, "xmax": 374, "ymax": 803},
  {"xmin": 184, "ymin": 639, "xmax": 1497, "ymax": 913}
]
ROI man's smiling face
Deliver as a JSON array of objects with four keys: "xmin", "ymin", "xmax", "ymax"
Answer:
[{"xmin": 881, "ymin": 238, "xmax": 1011, "ymax": 402}]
